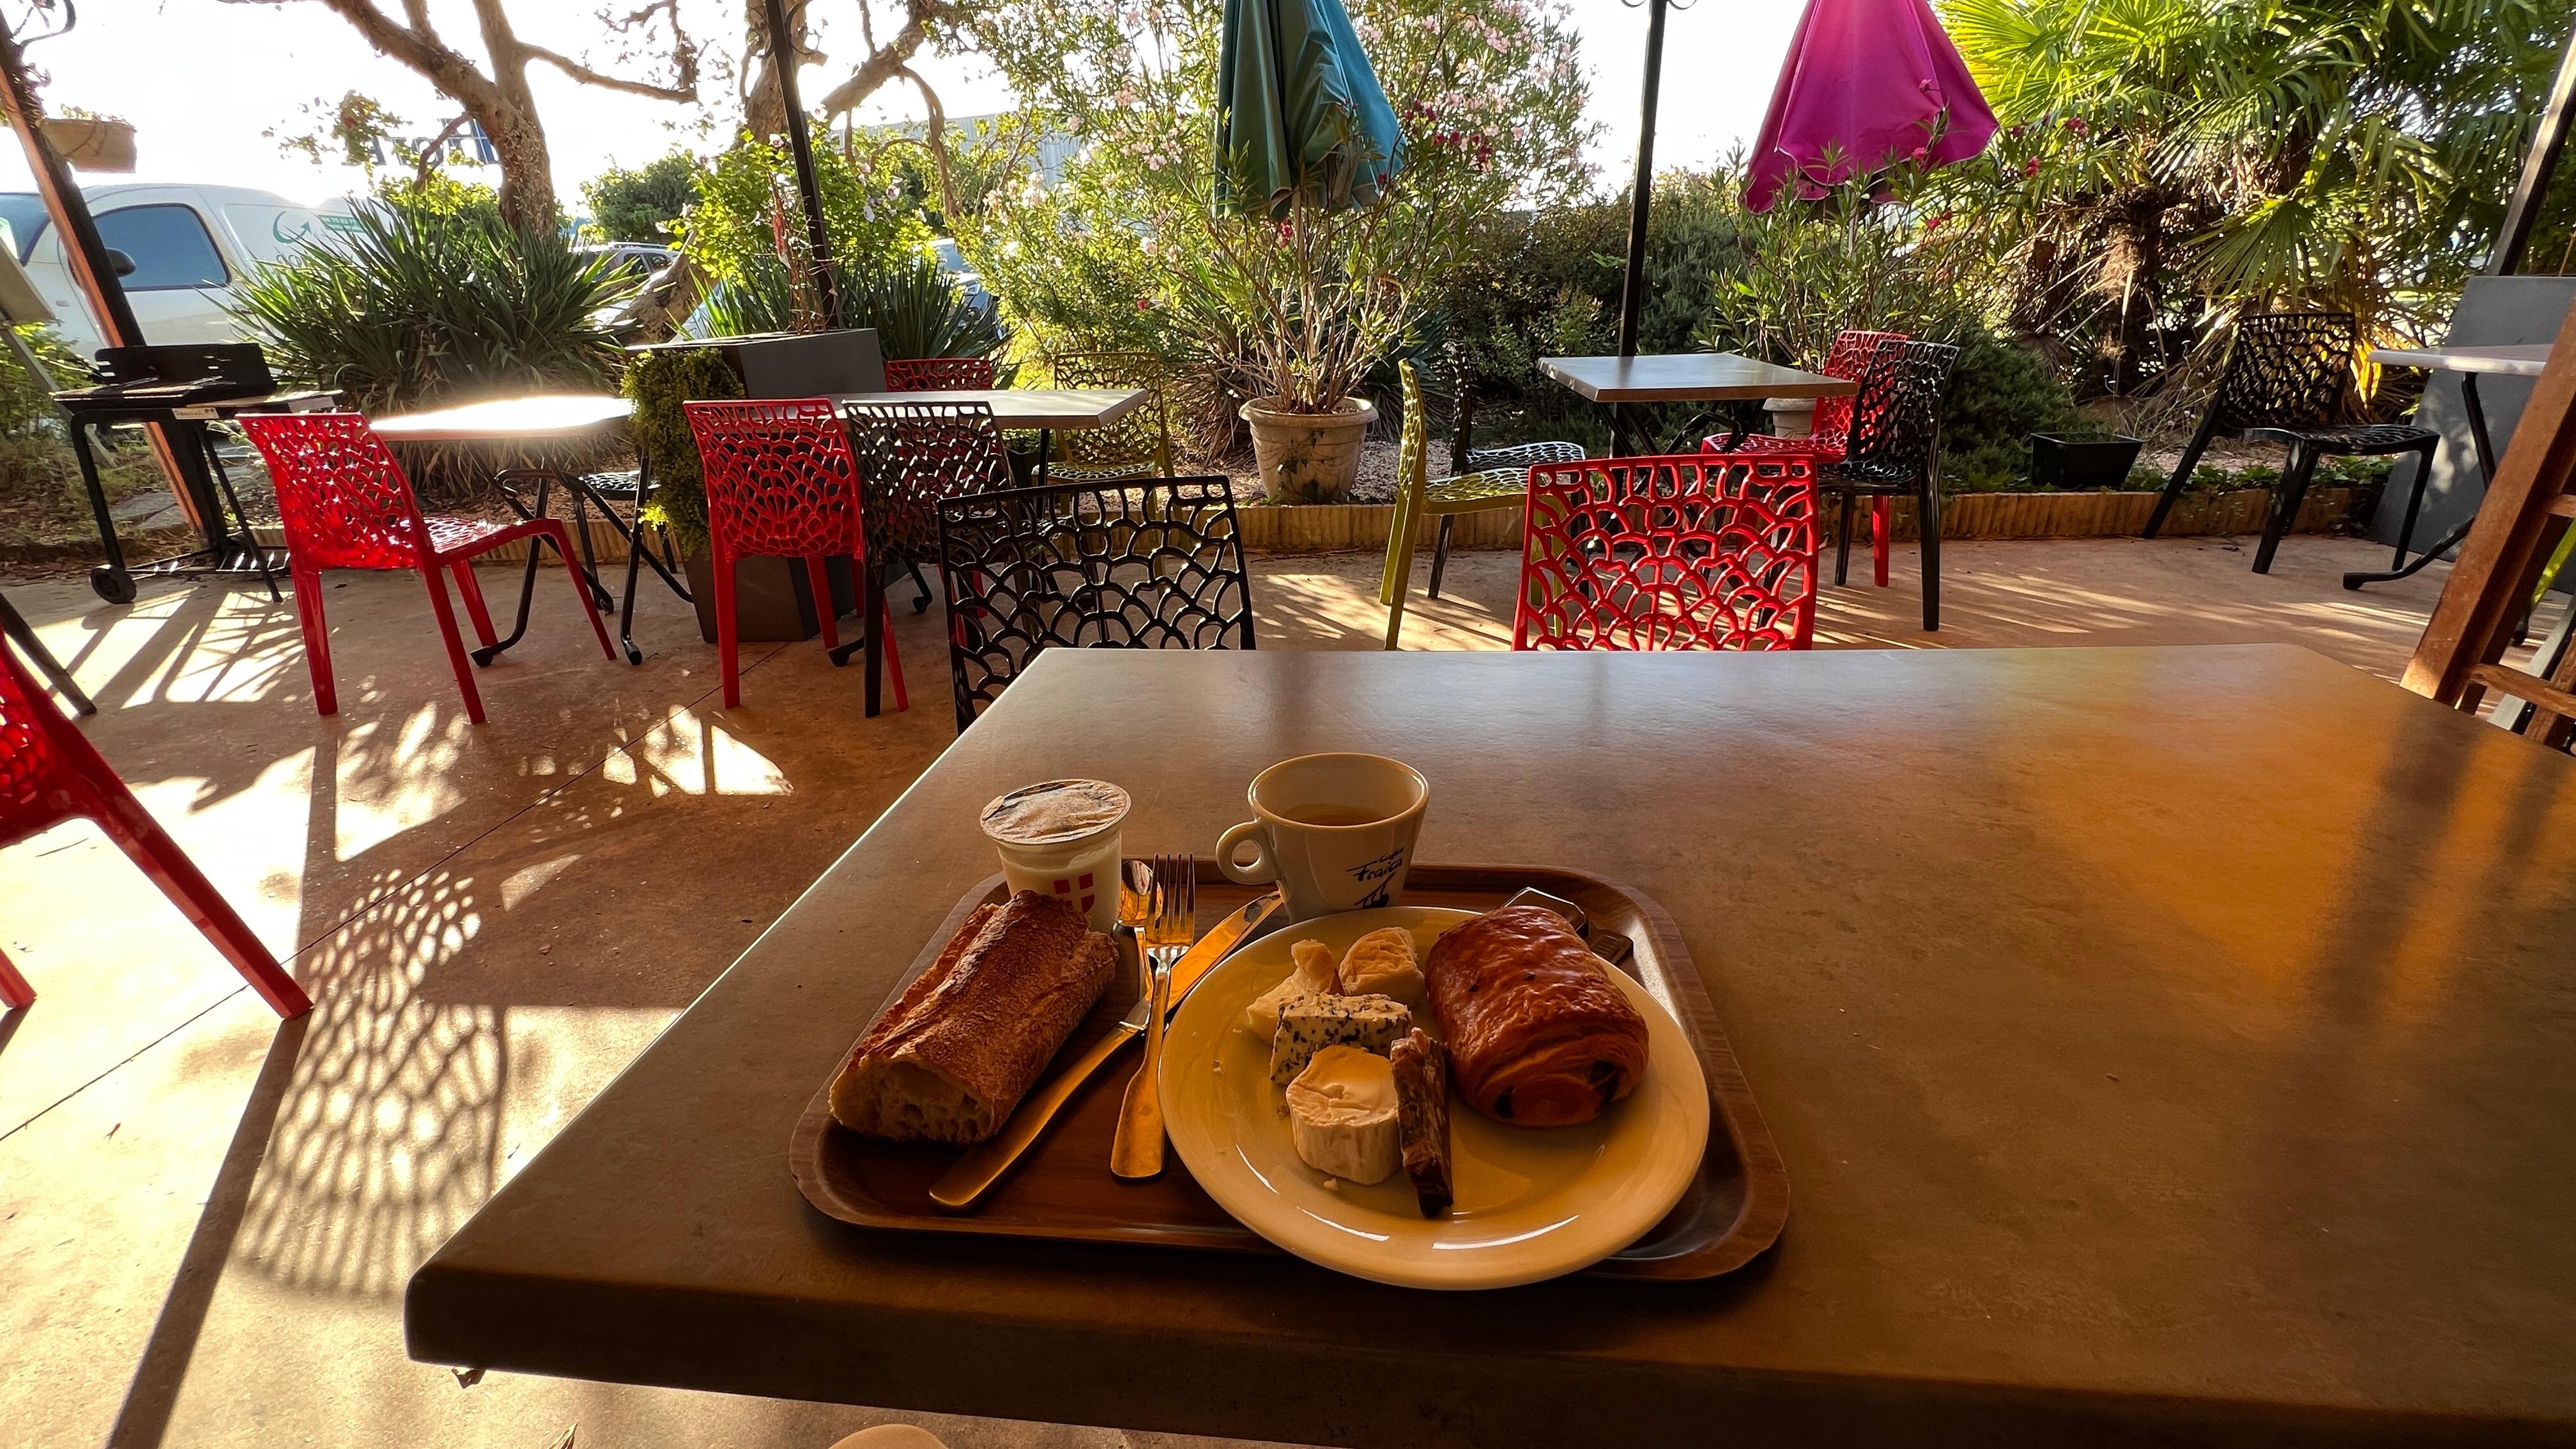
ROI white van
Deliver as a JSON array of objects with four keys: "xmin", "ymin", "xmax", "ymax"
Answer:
[{"xmin": 0, "ymin": 183, "xmax": 352, "ymax": 358}]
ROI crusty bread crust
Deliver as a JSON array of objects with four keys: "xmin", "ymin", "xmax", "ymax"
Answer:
[{"xmin": 829, "ymin": 892, "xmax": 1117, "ymax": 1142}]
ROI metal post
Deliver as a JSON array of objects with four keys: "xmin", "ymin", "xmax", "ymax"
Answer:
[
  {"xmin": 1613, "ymin": 0, "xmax": 1669, "ymax": 358},
  {"xmin": 0, "ymin": 8, "xmax": 203, "ymax": 524},
  {"xmin": 760, "ymin": 0, "xmax": 840, "ymax": 325},
  {"xmin": 2493, "ymin": 20, "xmax": 2576, "ymax": 276}
]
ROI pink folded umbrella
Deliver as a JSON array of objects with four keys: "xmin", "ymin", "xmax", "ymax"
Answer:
[{"xmin": 1745, "ymin": 0, "xmax": 1998, "ymax": 211}]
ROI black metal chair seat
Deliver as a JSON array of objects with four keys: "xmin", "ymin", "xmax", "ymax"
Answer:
[
  {"xmin": 1816, "ymin": 457, "xmax": 1918, "ymax": 493},
  {"xmin": 2143, "ymin": 312, "xmax": 2442, "ymax": 574},
  {"xmin": 2236, "ymin": 421, "xmax": 2438, "ymax": 454}
]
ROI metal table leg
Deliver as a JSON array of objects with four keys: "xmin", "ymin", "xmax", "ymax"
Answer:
[
  {"xmin": 195, "ymin": 425, "xmax": 282, "ymax": 602},
  {"xmin": 68, "ymin": 421, "xmax": 137, "ymax": 604},
  {"xmin": 2344, "ymin": 374, "xmax": 2495, "ymax": 590},
  {"xmin": 477, "ymin": 473, "xmax": 558, "ymax": 666},
  {"xmin": 2499, "ymin": 601, "xmax": 2576, "ymax": 735}
]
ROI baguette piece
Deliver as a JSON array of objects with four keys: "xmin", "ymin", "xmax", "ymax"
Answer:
[
  {"xmin": 1388, "ymin": 1029, "xmax": 1453, "ymax": 1216},
  {"xmin": 829, "ymin": 891, "xmax": 1118, "ymax": 1143}
]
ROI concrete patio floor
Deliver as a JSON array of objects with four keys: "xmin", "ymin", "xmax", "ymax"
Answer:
[{"xmin": 0, "ymin": 533, "xmax": 2556, "ymax": 1449}]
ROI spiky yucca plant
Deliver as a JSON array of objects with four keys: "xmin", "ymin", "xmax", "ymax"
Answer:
[
  {"xmin": 230, "ymin": 201, "xmax": 637, "ymax": 505},
  {"xmin": 698, "ymin": 251, "xmax": 1007, "ymax": 364}
]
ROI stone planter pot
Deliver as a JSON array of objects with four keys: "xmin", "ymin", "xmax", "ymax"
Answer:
[
  {"xmin": 1241, "ymin": 395, "xmax": 1377, "ymax": 503},
  {"xmin": 1763, "ymin": 396, "xmax": 1818, "ymax": 440},
  {"xmin": 43, "ymin": 117, "xmax": 136, "ymax": 172}
]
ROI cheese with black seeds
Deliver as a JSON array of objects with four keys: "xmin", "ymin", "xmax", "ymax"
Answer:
[{"xmin": 1268, "ymin": 992, "xmax": 1412, "ymax": 1084}]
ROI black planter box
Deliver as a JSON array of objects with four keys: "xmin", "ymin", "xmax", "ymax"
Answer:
[
  {"xmin": 680, "ymin": 553, "xmax": 861, "ymax": 644},
  {"xmin": 2029, "ymin": 431, "xmax": 2145, "ymax": 490}
]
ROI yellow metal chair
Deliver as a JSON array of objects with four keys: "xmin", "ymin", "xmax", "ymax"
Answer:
[{"xmin": 1379, "ymin": 360, "xmax": 1579, "ymax": 648}]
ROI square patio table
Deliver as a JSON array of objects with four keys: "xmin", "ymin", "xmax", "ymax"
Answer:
[
  {"xmin": 1540, "ymin": 352, "xmax": 1853, "ymax": 456},
  {"xmin": 828, "ymin": 386, "xmax": 1145, "ymax": 715},
  {"xmin": 407, "ymin": 645, "xmax": 2576, "ymax": 1448}
]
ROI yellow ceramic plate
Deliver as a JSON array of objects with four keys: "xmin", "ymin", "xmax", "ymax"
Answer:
[{"xmin": 1158, "ymin": 906, "xmax": 1708, "ymax": 1289}]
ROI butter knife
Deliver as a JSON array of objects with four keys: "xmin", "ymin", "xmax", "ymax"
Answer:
[{"xmin": 928, "ymin": 891, "xmax": 1284, "ymax": 1211}]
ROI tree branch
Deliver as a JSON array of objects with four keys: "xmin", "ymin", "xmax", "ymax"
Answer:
[
  {"xmin": 523, "ymin": 42, "xmax": 698, "ymax": 102},
  {"xmin": 814, "ymin": 0, "xmax": 944, "ymax": 118}
]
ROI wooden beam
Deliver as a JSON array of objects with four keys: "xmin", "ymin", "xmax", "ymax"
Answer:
[
  {"xmin": 0, "ymin": 10, "xmax": 200, "ymax": 527},
  {"xmin": 2402, "ymin": 302, "xmax": 2576, "ymax": 701}
]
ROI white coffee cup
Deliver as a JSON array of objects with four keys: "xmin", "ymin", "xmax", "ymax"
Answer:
[
  {"xmin": 1216, "ymin": 754, "xmax": 1427, "ymax": 922},
  {"xmin": 979, "ymin": 779, "xmax": 1129, "ymax": 933}
]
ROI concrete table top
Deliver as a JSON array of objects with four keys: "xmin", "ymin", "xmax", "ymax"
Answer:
[
  {"xmin": 406, "ymin": 645, "xmax": 2576, "ymax": 1448},
  {"xmin": 1538, "ymin": 353, "xmax": 1856, "ymax": 402},
  {"xmin": 830, "ymin": 388, "xmax": 1144, "ymax": 431},
  {"xmin": 2368, "ymin": 343, "xmax": 2554, "ymax": 378}
]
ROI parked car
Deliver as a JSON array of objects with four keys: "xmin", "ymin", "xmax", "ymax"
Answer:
[
  {"xmin": 0, "ymin": 183, "xmax": 355, "ymax": 358},
  {"xmin": 576, "ymin": 241, "xmax": 678, "ymax": 284}
]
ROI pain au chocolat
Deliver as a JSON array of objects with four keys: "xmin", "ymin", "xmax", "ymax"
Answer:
[
  {"xmin": 830, "ymin": 890, "xmax": 1117, "ymax": 1143},
  {"xmin": 1424, "ymin": 905, "xmax": 1648, "ymax": 1127}
]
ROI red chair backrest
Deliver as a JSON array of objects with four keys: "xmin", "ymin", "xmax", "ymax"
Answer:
[
  {"xmin": 682, "ymin": 398, "xmax": 870, "ymax": 562},
  {"xmin": 239, "ymin": 413, "xmax": 433, "ymax": 571},
  {"xmin": 1514, "ymin": 451, "xmax": 1824, "ymax": 652},
  {"xmin": 1813, "ymin": 328, "xmax": 1908, "ymax": 443},
  {"xmin": 884, "ymin": 358, "xmax": 997, "ymax": 392}
]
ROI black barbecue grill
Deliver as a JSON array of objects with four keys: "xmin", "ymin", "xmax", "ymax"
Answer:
[{"xmin": 51, "ymin": 342, "xmax": 340, "ymax": 604}]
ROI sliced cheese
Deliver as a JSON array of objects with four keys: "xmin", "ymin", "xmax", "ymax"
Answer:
[
  {"xmin": 1336, "ymin": 926, "xmax": 1425, "ymax": 1008},
  {"xmin": 1269, "ymin": 992, "xmax": 1411, "ymax": 1084},
  {"xmin": 1243, "ymin": 938, "xmax": 1342, "ymax": 1036},
  {"xmin": 1286, "ymin": 1045, "xmax": 1402, "ymax": 1184}
]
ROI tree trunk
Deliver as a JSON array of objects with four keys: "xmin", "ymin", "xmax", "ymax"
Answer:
[{"xmin": 2099, "ymin": 186, "xmax": 2166, "ymax": 397}]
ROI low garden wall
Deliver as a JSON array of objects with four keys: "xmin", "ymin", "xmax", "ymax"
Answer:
[{"xmin": 356, "ymin": 486, "xmax": 2356, "ymax": 565}]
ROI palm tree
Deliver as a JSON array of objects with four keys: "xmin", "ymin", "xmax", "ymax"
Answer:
[{"xmin": 1938, "ymin": 0, "xmax": 2573, "ymax": 399}]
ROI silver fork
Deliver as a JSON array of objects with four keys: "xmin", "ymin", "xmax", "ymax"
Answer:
[{"xmin": 1111, "ymin": 854, "xmax": 1195, "ymax": 1181}]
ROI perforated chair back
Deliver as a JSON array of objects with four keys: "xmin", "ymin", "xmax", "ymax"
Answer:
[
  {"xmin": 682, "ymin": 399, "xmax": 871, "ymax": 562},
  {"xmin": 843, "ymin": 399, "xmax": 1014, "ymax": 564},
  {"xmin": 1048, "ymin": 351, "xmax": 1174, "ymax": 479},
  {"xmin": 0, "ymin": 643, "xmax": 61, "ymax": 848},
  {"xmin": 239, "ymin": 413, "xmax": 432, "ymax": 570},
  {"xmin": 884, "ymin": 357, "xmax": 998, "ymax": 392},
  {"xmin": 1811, "ymin": 328, "xmax": 1908, "ymax": 444},
  {"xmin": 1514, "ymin": 452, "xmax": 1823, "ymax": 652},
  {"xmin": 937, "ymin": 476, "xmax": 1255, "ymax": 731},
  {"xmin": 2213, "ymin": 312, "xmax": 2356, "ymax": 431},
  {"xmin": 1840, "ymin": 338, "xmax": 1961, "ymax": 487}
]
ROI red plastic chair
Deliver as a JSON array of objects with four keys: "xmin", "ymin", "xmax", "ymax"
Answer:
[
  {"xmin": 1514, "ymin": 450, "xmax": 1824, "ymax": 652},
  {"xmin": 682, "ymin": 399, "xmax": 909, "ymax": 711},
  {"xmin": 0, "ymin": 640, "xmax": 309, "ymax": 1016},
  {"xmin": 1710, "ymin": 328, "xmax": 1908, "ymax": 586},
  {"xmin": 240, "ymin": 413, "xmax": 613, "ymax": 726},
  {"xmin": 884, "ymin": 358, "xmax": 997, "ymax": 391}
]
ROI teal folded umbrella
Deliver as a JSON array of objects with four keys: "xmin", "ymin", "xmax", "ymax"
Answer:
[{"xmin": 1215, "ymin": 0, "xmax": 1407, "ymax": 216}]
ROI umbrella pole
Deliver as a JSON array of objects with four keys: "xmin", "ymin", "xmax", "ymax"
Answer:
[
  {"xmin": 762, "ymin": 0, "xmax": 840, "ymax": 325},
  {"xmin": 1613, "ymin": 0, "xmax": 1669, "ymax": 455}
]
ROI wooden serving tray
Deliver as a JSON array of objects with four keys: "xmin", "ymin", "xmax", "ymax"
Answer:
[{"xmin": 789, "ymin": 862, "xmax": 1789, "ymax": 1281}]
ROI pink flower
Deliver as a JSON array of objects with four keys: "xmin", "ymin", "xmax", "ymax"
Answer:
[
  {"xmin": 2064, "ymin": 116, "xmax": 2088, "ymax": 135},
  {"xmin": 1135, "ymin": 296, "xmax": 1152, "ymax": 311},
  {"xmin": 2022, "ymin": 157, "xmax": 2041, "ymax": 177}
]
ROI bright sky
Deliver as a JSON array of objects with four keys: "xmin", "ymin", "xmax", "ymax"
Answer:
[{"xmin": 0, "ymin": 0, "xmax": 1801, "ymax": 208}]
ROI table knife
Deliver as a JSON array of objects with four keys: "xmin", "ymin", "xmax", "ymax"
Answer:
[{"xmin": 928, "ymin": 891, "xmax": 1284, "ymax": 1211}]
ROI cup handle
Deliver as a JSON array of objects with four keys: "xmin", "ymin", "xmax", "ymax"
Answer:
[{"xmin": 1216, "ymin": 820, "xmax": 1275, "ymax": 885}]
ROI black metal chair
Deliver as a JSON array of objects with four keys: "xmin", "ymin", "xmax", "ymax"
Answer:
[
  {"xmin": 935, "ymin": 476, "xmax": 1256, "ymax": 732},
  {"xmin": 1818, "ymin": 337, "xmax": 1961, "ymax": 632},
  {"xmin": 843, "ymin": 398, "xmax": 1015, "ymax": 613},
  {"xmin": 2141, "ymin": 312, "xmax": 2440, "ymax": 574}
]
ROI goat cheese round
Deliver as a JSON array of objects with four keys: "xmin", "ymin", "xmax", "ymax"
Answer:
[{"xmin": 1285, "ymin": 1045, "xmax": 1402, "ymax": 1185}]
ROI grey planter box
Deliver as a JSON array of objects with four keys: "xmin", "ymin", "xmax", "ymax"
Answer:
[{"xmin": 2029, "ymin": 431, "xmax": 2144, "ymax": 491}]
